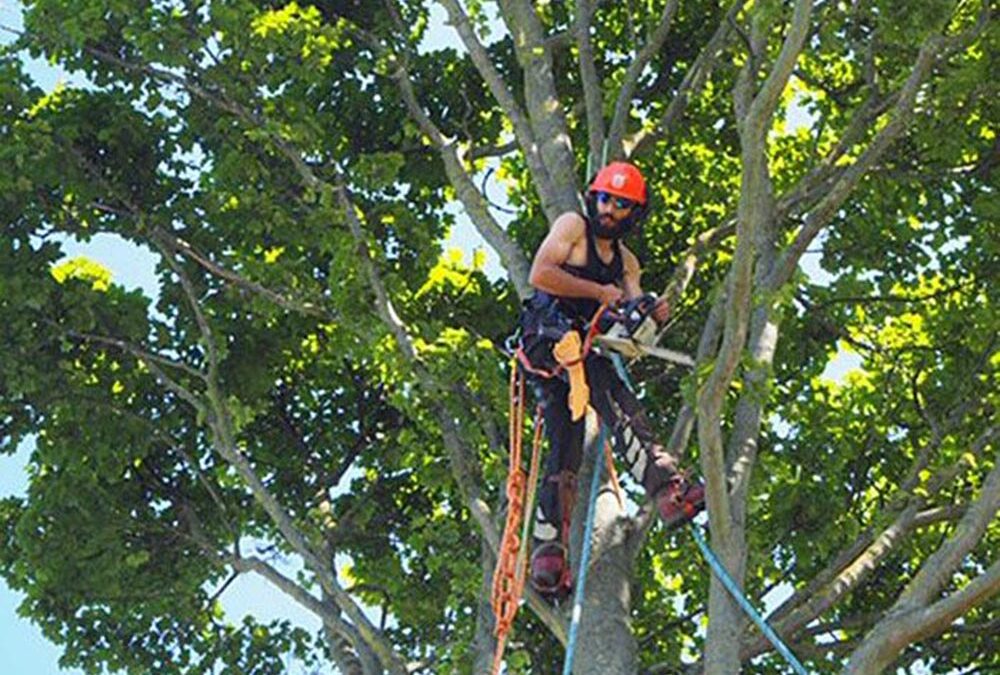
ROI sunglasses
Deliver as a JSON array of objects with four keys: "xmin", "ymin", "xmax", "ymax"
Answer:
[{"xmin": 596, "ymin": 191, "xmax": 636, "ymax": 210}]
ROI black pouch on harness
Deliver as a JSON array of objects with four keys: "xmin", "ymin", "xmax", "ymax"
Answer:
[
  {"xmin": 516, "ymin": 293, "xmax": 578, "ymax": 372},
  {"xmin": 519, "ymin": 293, "xmax": 576, "ymax": 338}
]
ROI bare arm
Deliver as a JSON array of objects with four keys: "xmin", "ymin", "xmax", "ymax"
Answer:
[
  {"xmin": 620, "ymin": 246, "xmax": 643, "ymax": 300},
  {"xmin": 622, "ymin": 245, "xmax": 670, "ymax": 323},
  {"xmin": 529, "ymin": 212, "xmax": 623, "ymax": 306}
]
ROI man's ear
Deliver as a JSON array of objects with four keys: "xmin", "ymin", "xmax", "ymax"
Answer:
[{"xmin": 633, "ymin": 199, "xmax": 651, "ymax": 224}]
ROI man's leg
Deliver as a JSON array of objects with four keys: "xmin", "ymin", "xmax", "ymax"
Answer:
[
  {"xmin": 585, "ymin": 355, "xmax": 705, "ymax": 527},
  {"xmin": 529, "ymin": 374, "xmax": 583, "ymax": 598}
]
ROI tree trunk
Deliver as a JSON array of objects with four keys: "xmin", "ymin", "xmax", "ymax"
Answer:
[
  {"xmin": 704, "ymin": 540, "xmax": 748, "ymax": 675},
  {"xmin": 567, "ymin": 416, "xmax": 639, "ymax": 674},
  {"xmin": 472, "ymin": 541, "xmax": 500, "ymax": 674}
]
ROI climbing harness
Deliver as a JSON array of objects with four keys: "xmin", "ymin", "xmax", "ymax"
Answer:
[
  {"xmin": 689, "ymin": 520, "xmax": 810, "ymax": 675},
  {"xmin": 514, "ymin": 301, "xmax": 609, "ymax": 381}
]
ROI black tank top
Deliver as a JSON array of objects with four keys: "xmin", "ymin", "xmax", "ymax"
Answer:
[{"xmin": 539, "ymin": 214, "xmax": 624, "ymax": 321}]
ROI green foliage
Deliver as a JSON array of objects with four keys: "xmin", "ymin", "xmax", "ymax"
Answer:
[{"xmin": 1, "ymin": 0, "xmax": 996, "ymax": 672}]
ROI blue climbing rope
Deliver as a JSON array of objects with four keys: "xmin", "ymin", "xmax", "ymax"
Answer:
[
  {"xmin": 617, "ymin": 349, "xmax": 808, "ymax": 673},
  {"xmin": 594, "ymin": 341, "xmax": 806, "ymax": 673},
  {"xmin": 562, "ymin": 421, "xmax": 608, "ymax": 675},
  {"xmin": 689, "ymin": 522, "xmax": 810, "ymax": 675}
]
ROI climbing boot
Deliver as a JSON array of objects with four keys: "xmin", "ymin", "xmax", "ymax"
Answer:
[
  {"xmin": 657, "ymin": 473, "xmax": 706, "ymax": 529},
  {"xmin": 530, "ymin": 541, "xmax": 571, "ymax": 602}
]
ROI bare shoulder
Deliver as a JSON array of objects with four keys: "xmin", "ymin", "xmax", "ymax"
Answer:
[
  {"xmin": 548, "ymin": 211, "xmax": 587, "ymax": 241},
  {"xmin": 533, "ymin": 211, "xmax": 587, "ymax": 270}
]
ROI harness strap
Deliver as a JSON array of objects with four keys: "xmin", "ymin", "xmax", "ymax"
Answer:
[{"xmin": 516, "ymin": 302, "xmax": 610, "ymax": 380}]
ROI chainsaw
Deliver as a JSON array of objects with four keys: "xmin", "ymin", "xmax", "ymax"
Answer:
[{"xmin": 594, "ymin": 294, "xmax": 695, "ymax": 367}]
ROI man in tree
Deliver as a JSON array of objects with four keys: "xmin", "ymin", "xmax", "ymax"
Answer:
[{"xmin": 519, "ymin": 161, "xmax": 706, "ymax": 600}]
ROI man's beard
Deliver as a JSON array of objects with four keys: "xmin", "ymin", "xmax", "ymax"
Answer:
[{"xmin": 584, "ymin": 192, "xmax": 640, "ymax": 240}]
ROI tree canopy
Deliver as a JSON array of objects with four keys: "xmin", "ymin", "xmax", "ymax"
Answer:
[{"xmin": 0, "ymin": 0, "xmax": 997, "ymax": 673}]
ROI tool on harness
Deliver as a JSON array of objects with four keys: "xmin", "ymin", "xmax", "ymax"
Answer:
[{"xmin": 553, "ymin": 331, "xmax": 589, "ymax": 421}]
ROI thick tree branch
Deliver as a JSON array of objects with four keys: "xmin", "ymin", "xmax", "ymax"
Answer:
[
  {"xmin": 436, "ymin": 0, "xmax": 568, "ymax": 218},
  {"xmin": 774, "ymin": 90, "xmax": 897, "ymax": 219},
  {"xmin": 745, "ymin": 0, "xmax": 813, "ymax": 138},
  {"xmin": 768, "ymin": 4, "xmax": 992, "ymax": 288},
  {"xmin": 575, "ymin": 0, "xmax": 605, "ymax": 168},
  {"xmin": 696, "ymin": 6, "xmax": 812, "ymax": 671},
  {"xmin": 744, "ymin": 425, "xmax": 996, "ymax": 661},
  {"xmin": 384, "ymin": 55, "xmax": 532, "ymax": 297},
  {"xmin": 629, "ymin": 0, "xmax": 745, "ymax": 158},
  {"xmin": 495, "ymin": 0, "xmax": 579, "ymax": 208},
  {"xmin": 606, "ymin": 0, "xmax": 679, "ymax": 158},
  {"xmin": 207, "ymin": 404, "xmax": 408, "ymax": 674},
  {"xmin": 844, "ymin": 456, "xmax": 1000, "ymax": 673}
]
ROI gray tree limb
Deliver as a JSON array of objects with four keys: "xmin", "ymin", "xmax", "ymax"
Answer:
[
  {"xmin": 606, "ymin": 0, "xmax": 679, "ymax": 159},
  {"xmin": 768, "ymin": 3, "xmax": 992, "ymax": 288},
  {"xmin": 698, "ymin": 4, "xmax": 812, "ymax": 672},
  {"xmin": 628, "ymin": 0, "xmax": 745, "ymax": 158},
  {"xmin": 575, "ymin": 0, "xmax": 606, "ymax": 169},
  {"xmin": 384, "ymin": 56, "xmax": 532, "ymax": 297},
  {"xmin": 844, "ymin": 455, "xmax": 1000, "ymax": 674},
  {"xmin": 742, "ymin": 426, "xmax": 995, "ymax": 662},
  {"xmin": 495, "ymin": 0, "xmax": 580, "ymax": 210},
  {"xmin": 437, "ymin": 0, "xmax": 568, "ymax": 218}
]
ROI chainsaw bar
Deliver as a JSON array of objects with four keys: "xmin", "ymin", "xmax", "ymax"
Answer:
[{"xmin": 594, "ymin": 333, "xmax": 695, "ymax": 367}]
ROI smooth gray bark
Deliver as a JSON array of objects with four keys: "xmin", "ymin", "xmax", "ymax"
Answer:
[{"xmin": 566, "ymin": 414, "xmax": 641, "ymax": 674}]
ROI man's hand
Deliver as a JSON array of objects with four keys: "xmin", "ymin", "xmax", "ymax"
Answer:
[
  {"xmin": 651, "ymin": 296, "xmax": 670, "ymax": 323},
  {"xmin": 597, "ymin": 284, "xmax": 625, "ymax": 307}
]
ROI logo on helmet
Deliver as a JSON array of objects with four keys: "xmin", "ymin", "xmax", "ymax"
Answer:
[{"xmin": 611, "ymin": 173, "xmax": 627, "ymax": 190}]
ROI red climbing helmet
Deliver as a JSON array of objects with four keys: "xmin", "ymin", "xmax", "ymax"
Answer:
[{"xmin": 587, "ymin": 161, "xmax": 648, "ymax": 204}]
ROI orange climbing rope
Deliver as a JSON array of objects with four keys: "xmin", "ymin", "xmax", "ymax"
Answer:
[{"xmin": 491, "ymin": 361, "xmax": 544, "ymax": 675}]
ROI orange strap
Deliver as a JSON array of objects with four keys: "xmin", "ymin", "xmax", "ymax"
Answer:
[{"xmin": 491, "ymin": 362, "xmax": 544, "ymax": 675}]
